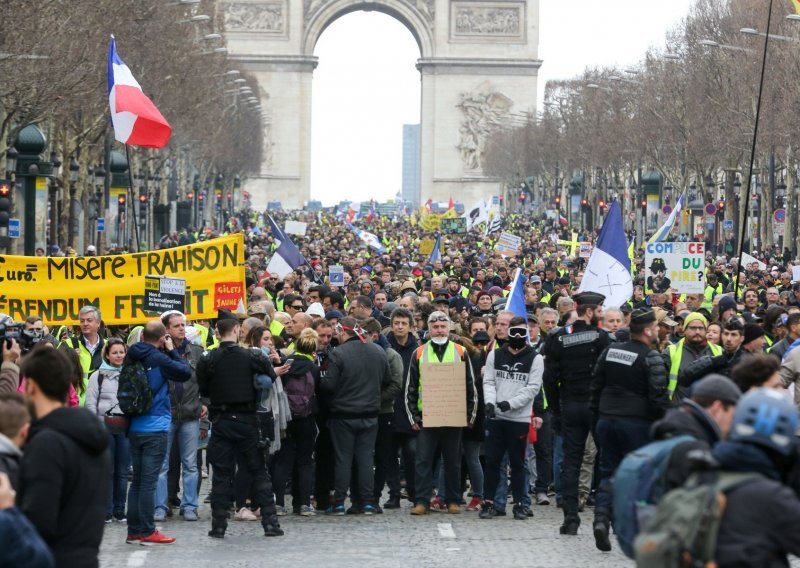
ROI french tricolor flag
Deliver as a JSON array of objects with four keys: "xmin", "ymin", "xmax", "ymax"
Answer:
[{"xmin": 108, "ymin": 36, "xmax": 172, "ymax": 148}]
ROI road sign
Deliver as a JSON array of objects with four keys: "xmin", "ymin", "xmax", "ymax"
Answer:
[
  {"xmin": 774, "ymin": 208, "xmax": 786, "ymax": 223},
  {"xmin": 662, "ymin": 205, "xmax": 673, "ymax": 215},
  {"xmin": 96, "ymin": 218, "xmax": 105, "ymax": 232},
  {"xmin": 704, "ymin": 203, "xmax": 716, "ymax": 216},
  {"xmin": 7, "ymin": 218, "xmax": 20, "ymax": 239},
  {"xmin": 723, "ymin": 219, "xmax": 734, "ymax": 231}
]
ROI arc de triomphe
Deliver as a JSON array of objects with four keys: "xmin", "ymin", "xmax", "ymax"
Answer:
[{"xmin": 223, "ymin": 0, "xmax": 540, "ymax": 209}]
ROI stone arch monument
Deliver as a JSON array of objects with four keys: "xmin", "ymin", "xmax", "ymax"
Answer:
[{"xmin": 223, "ymin": 0, "xmax": 540, "ymax": 209}]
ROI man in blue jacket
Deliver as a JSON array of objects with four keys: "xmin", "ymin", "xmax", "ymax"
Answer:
[{"xmin": 125, "ymin": 320, "xmax": 192, "ymax": 546}]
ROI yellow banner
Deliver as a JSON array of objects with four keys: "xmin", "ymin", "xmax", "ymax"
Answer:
[{"xmin": 0, "ymin": 234, "xmax": 246, "ymax": 326}]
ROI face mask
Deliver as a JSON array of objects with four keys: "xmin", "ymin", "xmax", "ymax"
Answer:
[
  {"xmin": 260, "ymin": 346, "xmax": 271, "ymax": 356},
  {"xmin": 430, "ymin": 336, "xmax": 448, "ymax": 345},
  {"xmin": 508, "ymin": 336, "xmax": 527, "ymax": 349}
]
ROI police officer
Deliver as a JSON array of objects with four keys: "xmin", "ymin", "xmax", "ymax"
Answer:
[
  {"xmin": 543, "ymin": 291, "xmax": 611, "ymax": 536},
  {"xmin": 589, "ymin": 308, "xmax": 672, "ymax": 551},
  {"xmin": 196, "ymin": 310, "xmax": 284, "ymax": 539}
]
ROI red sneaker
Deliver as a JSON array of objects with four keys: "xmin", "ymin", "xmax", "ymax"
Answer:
[
  {"xmin": 466, "ymin": 496, "xmax": 482, "ymax": 511},
  {"xmin": 125, "ymin": 534, "xmax": 142, "ymax": 545},
  {"xmin": 139, "ymin": 531, "xmax": 176, "ymax": 546},
  {"xmin": 430, "ymin": 496, "xmax": 447, "ymax": 512}
]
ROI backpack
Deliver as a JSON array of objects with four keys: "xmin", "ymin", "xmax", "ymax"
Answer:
[
  {"xmin": 612, "ymin": 435, "xmax": 695, "ymax": 558},
  {"xmin": 284, "ymin": 370, "xmax": 316, "ymax": 418},
  {"xmin": 117, "ymin": 361, "xmax": 157, "ymax": 416},
  {"xmin": 633, "ymin": 471, "xmax": 759, "ymax": 567}
]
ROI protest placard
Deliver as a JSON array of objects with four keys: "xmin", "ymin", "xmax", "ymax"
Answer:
[
  {"xmin": 420, "ymin": 360, "xmax": 466, "ymax": 427},
  {"xmin": 495, "ymin": 232, "xmax": 522, "ymax": 257},
  {"xmin": 645, "ymin": 241, "xmax": 705, "ymax": 294}
]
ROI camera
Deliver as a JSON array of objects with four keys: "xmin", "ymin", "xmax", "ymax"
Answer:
[{"xmin": 0, "ymin": 322, "xmax": 43, "ymax": 353}]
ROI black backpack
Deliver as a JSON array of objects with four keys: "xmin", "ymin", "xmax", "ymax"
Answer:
[
  {"xmin": 117, "ymin": 360, "xmax": 159, "ymax": 416},
  {"xmin": 285, "ymin": 370, "xmax": 316, "ymax": 418}
]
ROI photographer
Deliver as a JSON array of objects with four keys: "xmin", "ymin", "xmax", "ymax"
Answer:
[{"xmin": 0, "ymin": 338, "xmax": 21, "ymax": 394}]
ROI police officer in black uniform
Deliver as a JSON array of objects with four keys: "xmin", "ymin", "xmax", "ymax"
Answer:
[
  {"xmin": 589, "ymin": 307, "xmax": 672, "ymax": 551},
  {"xmin": 196, "ymin": 310, "xmax": 284, "ymax": 539},
  {"xmin": 543, "ymin": 291, "xmax": 611, "ymax": 536}
]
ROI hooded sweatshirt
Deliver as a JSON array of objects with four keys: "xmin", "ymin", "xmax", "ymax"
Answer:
[
  {"xmin": 483, "ymin": 345, "xmax": 543, "ymax": 423},
  {"xmin": 19, "ymin": 406, "xmax": 111, "ymax": 568},
  {"xmin": 125, "ymin": 342, "xmax": 192, "ymax": 433},
  {"xmin": 84, "ymin": 361, "xmax": 123, "ymax": 419}
]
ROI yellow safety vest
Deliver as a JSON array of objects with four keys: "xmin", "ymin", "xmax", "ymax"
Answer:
[
  {"xmin": 415, "ymin": 341, "xmax": 463, "ymax": 412},
  {"xmin": 666, "ymin": 338, "xmax": 722, "ymax": 396},
  {"xmin": 60, "ymin": 337, "xmax": 104, "ymax": 406}
]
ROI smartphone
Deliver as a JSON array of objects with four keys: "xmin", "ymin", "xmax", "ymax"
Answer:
[{"xmin": 285, "ymin": 358, "xmax": 294, "ymax": 368}]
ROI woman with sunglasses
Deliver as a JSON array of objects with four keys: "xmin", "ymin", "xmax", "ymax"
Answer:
[{"xmin": 85, "ymin": 338, "xmax": 129, "ymax": 524}]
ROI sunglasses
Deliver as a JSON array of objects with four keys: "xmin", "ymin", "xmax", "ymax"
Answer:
[
  {"xmin": 428, "ymin": 315, "xmax": 449, "ymax": 323},
  {"xmin": 508, "ymin": 327, "xmax": 528, "ymax": 338},
  {"xmin": 290, "ymin": 304, "xmax": 304, "ymax": 310}
]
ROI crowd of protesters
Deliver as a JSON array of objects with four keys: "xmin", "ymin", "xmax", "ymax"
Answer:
[{"xmin": 3, "ymin": 207, "xmax": 800, "ymax": 566}]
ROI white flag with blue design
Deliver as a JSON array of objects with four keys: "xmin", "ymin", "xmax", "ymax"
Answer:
[
  {"xmin": 577, "ymin": 201, "xmax": 632, "ymax": 309},
  {"xmin": 345, "ymin": 221, "xmax": 385, "ymax": 253},
  {"xmin": 427, "ymin": 234, "xmax": 442, "ymax": 264},
  {"xmin": 648, "ymin": 193, "xmax": 684, "ymax": 244}
]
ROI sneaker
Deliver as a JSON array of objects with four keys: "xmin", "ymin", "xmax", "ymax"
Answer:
[
  {"xmin": 409, "ymin": 503, "xmax": 429, "ymax": 515},
  {"xmin": 447, "ymin": 503, "xmax": 460, "ymax": 514},
  {"xmin": 494, "ymin": 509, "xmax": 507, "ymax": 517},
  {"xmin": 466, "ymin": 496, "xmax": 482, "ymax": 511},
  {"xmin": 208, "ymin": 526, "xmax": 225, "ymax": 539},
  {"xmin": 275, "ymin": 505, "xmax": 288, "ymax": 517},
  {"xmin": 300, "ymin": 505, "xmax": 316, "ymax": 517},
  {"xmin": 325, "ymin": 504, "xmax": 346, "ymax": 516},
  {"xmin": 126, "ymin": 534, "xmax": 142, "ymax": 545},
  {"xmin": 536, "ymin": 492, "xmax": 550, "ymax": 506},
  {"xmin": 153, "ymin": 509, "xmax": 167, "ymax": 522},
  {"xmin": 113, "ymin": 512, "xmax": 127, "ymax": 522},
  {"xmin": 362, "ymin": 504, "xmax": 377, "ymax": 516},
  {"xmin": 183, "ymin": 509, "xmax": 198, "ymax": 522},
  {"xmin": 201, "ymin": 470, "xmax": 208, "ymax": 479},
  {"xmin": 139, "ymin": 531, "xmax": 176, "ymax": 546},
  {"xmin": 234, "ymin": 507, "xmax": 259, "ymax": 521},
  {"xmin": 430, "ymin": 496, "xmax": 447, "ymax": 512},
  {"xmin": 479, "ymin": 502, "xmax": 495, "ymax": 519},
  {"xmin": 383, "ymin": 497, "xmax": 401, "ymax": 509},
  {"xmin": 346, "ymin": 506, "xmax": 362, "ymax": 515},
  {"xmin": 105, "ymin": 514, "xmax": 113, "ymax": 524}
]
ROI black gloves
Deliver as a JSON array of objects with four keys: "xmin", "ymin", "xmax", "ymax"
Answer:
[
  {"xmin": 497, "ymin": 401, "xmax": 511, "ymax": 412},
  {"xmin": 485, "ymin": 403, "xmax": 496, "ymax": 419}
]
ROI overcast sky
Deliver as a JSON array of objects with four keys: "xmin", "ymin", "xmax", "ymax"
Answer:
[{"xmin": 309, "ymin": 0, "xmax": 695, "ymax": 205}]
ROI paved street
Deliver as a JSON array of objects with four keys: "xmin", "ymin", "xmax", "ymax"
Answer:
[{"xmin": 100, "ymin": 488, "xmax": 633, "ymax": 568}]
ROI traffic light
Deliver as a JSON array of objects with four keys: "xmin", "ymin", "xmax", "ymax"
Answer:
[
  {"xmin": 718, "ymin": 200, "xmax": 725, "ymax": 211},
  {"xmin": 198, "ymin": 192, "xmax": 205, "ymax": 202},
  {"xmin": 187, "ymin": 191, "xmax": 194, "ymax": 200},
  {"xmin": 138, "ymin": 194, "xmax": 148, "ymax": 204},
  {"xmin": 0, "ymin": 181, "xmax": 11, "ymax": 228},
  {"xmin": 598, "ymin": 200, "xmax": 606, "ymax": 209},
  {"xmin": 555, "ymin": 196, "xmax": 561, "ymax": 206},
  {"xmin": 641, "ymin": 199, "xmax": 647, "ymax": 215},
  {"xmin": 226, "ymin": 192, "xmax": 232, "ymax": 200},
  {"xmin": 118, "ymin": 195, "xmax": 126, "ymax": 206}
]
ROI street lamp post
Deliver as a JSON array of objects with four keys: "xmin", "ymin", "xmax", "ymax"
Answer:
[
  {"xmin": 48, "ymin": 151, "xmax": 61, "ymax": 248},
  {"xmin": 13, "ymin": 125, "xmax": 53, "ymax": 255}
]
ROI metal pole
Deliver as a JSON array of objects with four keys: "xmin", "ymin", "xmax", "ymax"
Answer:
[
  {"xmin": 124, "ymin": 145, "xmax": 141, "ymax": 252},
  {"xmin": 735, "ymin": 0, "xmax": 773, "ymax": 298}
]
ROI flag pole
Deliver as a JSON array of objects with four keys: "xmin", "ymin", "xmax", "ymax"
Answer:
[
  {"xmin": 124, "ymin": 144, "xmax": 142, "ymax": 252},
  {"xmin": 735, "ymin": 0, "xmax": 773, "ymax": 299}
]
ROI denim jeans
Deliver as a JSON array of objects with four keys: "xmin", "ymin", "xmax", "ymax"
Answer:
[
  {"xmin": 127, "ymin": 431, "xmax": 168, "ymax": 537},
  {"xmin": 107, "ymin": 432, "xmax": 131, "ymax": 516},
  {"xmin": 552, "ymin": 434, "xmax": 563, "ymax": 497},
  {"xmin": 435, "ymin": 439, "xmax": 483, "ymax": 501},
  {"xmin": 155, "ymin": 420, "xmax": 200, "ymax": 514},
  {"xmin": 415, "ymin": 427, "xmax": 462, "ymax": 506}
]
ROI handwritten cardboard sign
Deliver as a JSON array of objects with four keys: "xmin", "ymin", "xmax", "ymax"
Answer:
[{"xmin": 420, "ymin": 360, "xmax": 466, "ymax": 427}]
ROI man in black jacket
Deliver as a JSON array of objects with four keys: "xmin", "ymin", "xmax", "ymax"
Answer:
[
  {"xmin": 197, "ymin": 312, "xmax": 282, "ymax": 539},
  {"xmin": 679, "ymin": 318, "xmax": 748, "ymax": 387},
  {"xmin": 543, "ymin": 291, "xmax": 611, "ymax": 536},
  {"xmin": 386, "ymin": 307, "xmax": 419, "ymax": 508},
  {"xmin": 320, "ymin": 317, "xmax": 390, "ymax": 515},
  {"xmin": 589, "ymin": 308, "xmax": 672, "ymax": 552},
  {"xmin": 18, "ymin": 345, "xmax": 110, "ymax": 568}
]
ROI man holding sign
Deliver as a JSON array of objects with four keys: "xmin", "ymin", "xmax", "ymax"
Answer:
[{"xmin": 404, "ymin": 311, "xmax": 477, "ymax": 515}]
